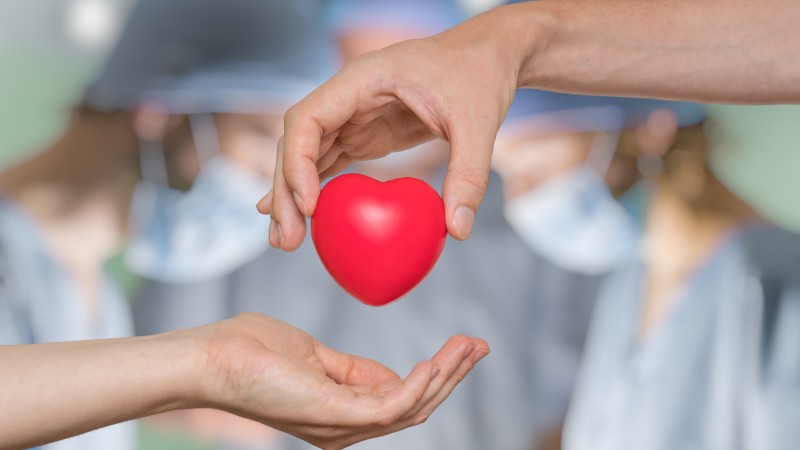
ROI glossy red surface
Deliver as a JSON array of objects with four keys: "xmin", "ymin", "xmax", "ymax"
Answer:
[{"xmin": 311, "ymin": 173, "xmax": 447, "ymax": 306}]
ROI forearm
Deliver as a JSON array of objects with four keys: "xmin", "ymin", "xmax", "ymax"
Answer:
[
  {"xmin": 0, "ymin": 331, "xmax": 204, "ymax": 449},
  {"xmin": 502, "ymin": 0, "xmax": 800, "ymax": 103}
]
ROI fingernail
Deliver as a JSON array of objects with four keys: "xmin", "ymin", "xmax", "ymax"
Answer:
[
  {"xmin": 463, "ymin": 345, "xmax": 476, "ymax": 359},
  {"xmin": 293, "ymin": 191, "xmax": 307, "ymax": 216},
  {"xmin": 275, "ymin": 221, "xmax": 284, "ymax": 248},
  {"xmin": 472, "ymin": 350, "xmax": 489, "ymax": 364},
  {"xmin": 430, "ymin": 364, "xmax": 441, "ymax": 379},
  {"xmin": 452, "ymin": 206, "xmax": 475, "ymax": 240}
]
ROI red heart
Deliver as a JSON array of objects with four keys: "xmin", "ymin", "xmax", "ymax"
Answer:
[{"xmin": 311, "ymin": 173, "xmax": 447, "ymax": 306}]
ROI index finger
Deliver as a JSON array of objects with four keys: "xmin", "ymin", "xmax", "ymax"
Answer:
[
  {"xmin": 279, "ymin": 66, "xmax": 367, "ymax": 219},
  {"xmin": 267, "ymin": 85, "xmax": 355, "ymax": 251}
]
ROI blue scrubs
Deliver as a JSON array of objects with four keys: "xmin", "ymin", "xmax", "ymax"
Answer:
[
  {"xmin": 564, "ymin": 224, "xmax": 800, "ymax": 449},
  {"xmin": 0, "ymin": 199, "xmax": 136, "ymax": 450}
]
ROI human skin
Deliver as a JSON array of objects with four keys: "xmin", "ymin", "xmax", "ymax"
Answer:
[
  {"xmin": 0, "ymin": 313, "xmax": 488, "ymax": 450},
  {"xmin": 260, "ymin": 0, "xmax": 800, "ymax": 250}
]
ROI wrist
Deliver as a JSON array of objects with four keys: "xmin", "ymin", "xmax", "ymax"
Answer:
[
  {"xmin": 490, "ymin": 1, "xmax": 564, "ymax": 89},
  {"xmin": 147, "ymin": 327, "xmax": 213, "ymax": 412}
]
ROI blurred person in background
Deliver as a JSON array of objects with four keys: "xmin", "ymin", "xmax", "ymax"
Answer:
[
  {"xmin": 492, "ymin": 91, "xmax": 631, "ymax": 449},
  {"xmin": 0, "ymin": 1, "xmax": 488, "ymax": 449},
  {"xmin": 563, "ymin": 105, "xmax": 800, "ymax": 449},
  {"xmin": 494, "ymin": 91, "xmax": 638, "ymax": 277},
  {"xmin": 494, "ymin": 92, "xmax": 800, "ymax": 448},
  {"xmin": 116, "ymin": 0, "xmax": 336, "ymax": 445},
  {"xmin": 492, "ymin": 91, "xmax": 710, "ymax": 449},
  {"xmin": 0, "ymin": 3, "xmax": 146, "ymax": 449}
]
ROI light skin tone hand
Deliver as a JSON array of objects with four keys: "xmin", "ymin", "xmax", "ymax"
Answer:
[
  {"xmin": 259, "ymin": 0, "xmax": 800, "ymax": 251},
  {"xmin": 0, "ymin": 313, "xmax": 488, "ymax": 450}
]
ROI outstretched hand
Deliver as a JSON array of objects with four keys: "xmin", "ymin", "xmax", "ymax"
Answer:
[
  {"xmin": 258, "ymin": 6, "xmax": 526, "ymax": 250},
  {"xmin": 203, "ymin": 313, "xmax": 489, "ymax": 450},
  {"xmin": 0, "ymin": 313, "xmax": 486, "ymax": 450}
]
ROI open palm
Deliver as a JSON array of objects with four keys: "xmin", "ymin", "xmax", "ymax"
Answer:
[{"xmin": 203, "ymin": 313, "xmax": 489, "ymax": 450}]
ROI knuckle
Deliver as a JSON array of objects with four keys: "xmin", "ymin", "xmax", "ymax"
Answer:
[
  {"xmin": 284, "ymin": 105, "xmax": 302, "ymax": 126},
  {"xmin": 457, "ymin": 168, "xmax": 489, "ymax": 194}
]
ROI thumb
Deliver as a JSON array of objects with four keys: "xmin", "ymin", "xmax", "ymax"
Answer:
[
  {"xmin": 314, "ymin": 341, "xmax": 401, "ymax": 386},
  {"xmin": 442, "ymin": 126, "xmax": 495, "ymax": 241}
]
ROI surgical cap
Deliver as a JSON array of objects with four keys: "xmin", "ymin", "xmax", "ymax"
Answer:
[
  {"xmin": 325, "ymin": 0, "xmax": 463, "ymax": 35},
  {"xmin": 502, "ymin": 89, "xmax": 706, "ymax": 137},
  {"xmin": 83, "ymin": 0, "xmax": 338, "ymax": 114}
]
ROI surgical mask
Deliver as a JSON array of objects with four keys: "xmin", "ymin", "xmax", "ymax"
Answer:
[
  {"xmin": 504, "ymin": 131, "xmax": 639, "ymax": 275},
  {"xmin": 125, "ymin": 114, "xmax": 271, "ymax": 283}
]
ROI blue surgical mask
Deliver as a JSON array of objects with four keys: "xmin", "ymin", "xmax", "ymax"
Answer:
[
  {"xmin": 504, "ymin": 132, "xmax": 639, "ymax": 275},
  {"xmin": 124, "ymin": 115, "xmax": 271, "ymax": 283}
]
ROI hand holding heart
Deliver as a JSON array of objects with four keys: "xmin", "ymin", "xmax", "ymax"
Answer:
[{"xmin": 257, "ymin": 19, "xmax": 520, "ymax": 251}]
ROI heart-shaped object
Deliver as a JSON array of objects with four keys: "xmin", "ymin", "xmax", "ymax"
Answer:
[{"xmin": 311, "ymin": 173, "xmax": 447, "ymax": 306}]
